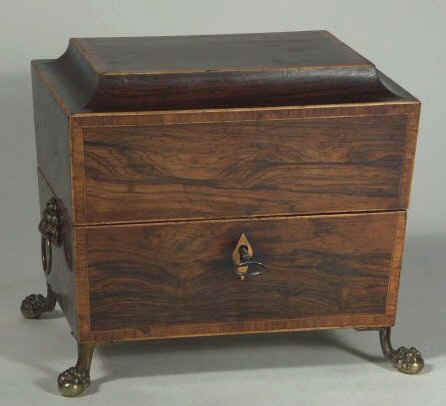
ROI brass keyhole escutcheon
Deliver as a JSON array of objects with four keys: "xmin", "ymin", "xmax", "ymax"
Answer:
[{"xmin": 232, "ymin": 233, "xmax": 267, "ymax": 280}]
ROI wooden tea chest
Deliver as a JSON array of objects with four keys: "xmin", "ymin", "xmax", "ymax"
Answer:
[{"xmin": 22, "ymin": 31, "xmax": 424, "ymax": 396}]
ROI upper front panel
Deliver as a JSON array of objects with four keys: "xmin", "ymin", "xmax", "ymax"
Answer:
[{"xmin": 73, "ymin": 105, "xmax": 419, "ymax": 225}]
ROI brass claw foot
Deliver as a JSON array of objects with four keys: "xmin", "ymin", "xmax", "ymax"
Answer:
[
  {"xmin": 379, "ymin": 327, "xmax": 424, "ymax": 374},
  {"xmin": 58, "ymin": 342, "xmax": 95, "ymax": 397},
  {"xmin": 21, "ymin": 284, "xmax": 56, "ymax": 319},
  {"xmin": 58, "ymin": 366, "xmax": 91, "ymax": 397}
]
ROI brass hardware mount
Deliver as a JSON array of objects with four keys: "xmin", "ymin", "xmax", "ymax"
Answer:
[
  {"xmin": 232, "ymin": 233, "xmax": 267, "ymax": 280},
  {"xmin": 38, "ymin": 197, "xmax": 62, "ymax": 275},
  {"xmin": 379, "ymin": 327, "xmax": 424, "ymax": 374}
]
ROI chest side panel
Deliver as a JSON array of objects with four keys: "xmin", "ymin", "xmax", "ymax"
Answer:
[
  {"xmin": 81, "ymin": 113, "xmax": 413, "ymax": 223},
  {"xmin": 32, "ymin": 64, "xmax": 72, "ymax": 219},
  {"xmin": 37, "ymin": 171, "xmax": 78, "ymax": 335},
  {"xmin": 80, "ymin": 211, "xmax": 405, "ymax": 342}
]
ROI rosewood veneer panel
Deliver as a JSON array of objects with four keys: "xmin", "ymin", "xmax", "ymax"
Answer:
[
  {"xmin": 81, "ymin": 114, "xmax": 414, "ymax": 223},
  {"xmin": 81, "ymin": 211, "xmax": 405, "ymax": 341}
]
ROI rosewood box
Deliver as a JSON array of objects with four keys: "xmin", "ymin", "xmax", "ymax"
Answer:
[{"xmin": 22, "ymin": 31, "xmax": 424, "ymax": 397}]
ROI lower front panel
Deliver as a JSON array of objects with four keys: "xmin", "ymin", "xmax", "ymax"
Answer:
[{"xmin": 78, "ymin": 211, "xmax": 406, "ymax": 342}]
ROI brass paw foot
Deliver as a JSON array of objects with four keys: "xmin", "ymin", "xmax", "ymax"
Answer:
[
  {"xmin": 379, "ymin": 327, "xmax": 424, "ymax": 374},
  {"xmin": 20, "ymin": 284, "xmax": 56, "ymax": 319},
  {"xmin": 58, "ymin": 342, "xmax": 95, "ymax": 397},
  {"xmin": 58, "ymin": 366, "xmax": 91, "ymax": 397}
]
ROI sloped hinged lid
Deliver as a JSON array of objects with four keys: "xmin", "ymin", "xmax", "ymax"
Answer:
[{"xmin": 53, "ymin": 30, "xmax": 402, "ymax": 112}]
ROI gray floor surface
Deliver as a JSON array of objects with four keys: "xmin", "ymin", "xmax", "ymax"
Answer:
[{"xmin": 1, "ymin": 233, "xmax": 444, "ymax": 405}]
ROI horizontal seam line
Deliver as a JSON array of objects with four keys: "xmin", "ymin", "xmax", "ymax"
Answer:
[{"xmin": 74, "ymin": 208, "xmax": 407, "ymax": 228}]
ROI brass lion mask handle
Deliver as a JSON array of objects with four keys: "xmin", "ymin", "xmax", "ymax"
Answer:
[
  {"xmin": 232, "ymin": 233, "xmax": 268, "ymax": 280},
  {"xmin": 38, "ymin": 197, "xmax": 62, "ymax": 275}
]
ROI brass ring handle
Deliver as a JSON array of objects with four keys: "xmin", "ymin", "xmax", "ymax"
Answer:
[
  {"xmin": 41, "ymin": 236, "xmax": 52, "ymax": 275},
  {"xmin": 232, "ymin": 234, "xmax": 268, "ymax": 280}
]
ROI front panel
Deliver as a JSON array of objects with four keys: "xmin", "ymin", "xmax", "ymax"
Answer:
[
  {"xmin": 81, "ymin": 114, "xmax": 413, "ymax": 223},
  {"xmin": 80, "ymin": 211, "xmax": 405, "ymax": 341}
]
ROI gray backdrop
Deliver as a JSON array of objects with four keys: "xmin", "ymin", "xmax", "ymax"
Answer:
[{"xmin": 1, "ymin": 1, "xmax": 444, "ymax": 404}]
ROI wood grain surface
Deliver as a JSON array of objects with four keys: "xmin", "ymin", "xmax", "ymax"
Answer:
[
  {"xmin": 72, "ymin": 31, "xmax": 372, "ymax": 74},
  {"xmin": 82, "ymin": 114, "xmax": 413, "ymax": 223},
  {"xmin": 80, "ymin": 211, "xmax": 405, "ymax": 341},
  {"xmin": 34, "ymin": 31, "xmax": 413, "ymax": 113},
  {"xmin": 32, "ymin": 65, "xmax": 72, "ymax": 219}
]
